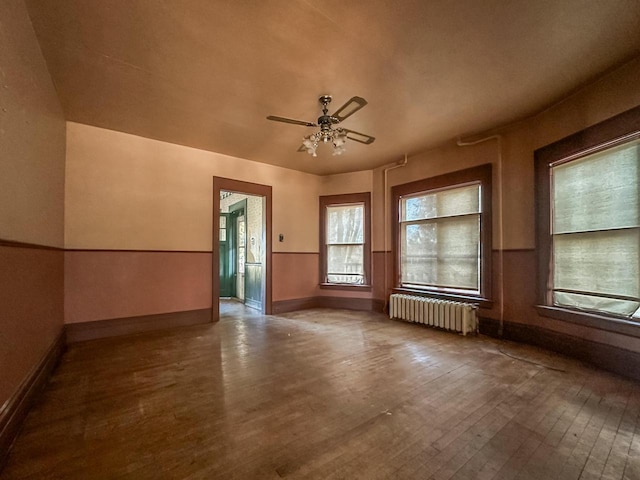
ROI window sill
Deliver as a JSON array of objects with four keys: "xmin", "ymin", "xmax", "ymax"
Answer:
[
  {"xmin": 320, "ymin": 283, "xmax": 372, "ymax": 292},
  {"xmin": 392, "ymin": 287, "xmax": 493, "ymax": 308},
  {"xmin": 536, "ymin": 305, "xmax": 640, "ymax": 339}
]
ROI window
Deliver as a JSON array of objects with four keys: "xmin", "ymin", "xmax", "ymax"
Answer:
[
  {"xmin": 400, "ymin": 183, "xmax": 481, "ymax": 293},
  {"xmin": 392, "ymin": 164, "xmax": 492, "ymax": 300},
  {"xmin": 535, "ymin": 105, "xmax": 640, "ymax": 333},
  {"xmin": 319, "ymin": 193, "xmax": 371, "ymax": 287}
]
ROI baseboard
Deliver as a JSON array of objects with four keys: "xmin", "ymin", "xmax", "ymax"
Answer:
[
  {"xmin": 479, "ymin": 316, "xmax": 640, "ymax": 382},
  {"xmin": 0, "ymin": 330, "xmax": 65, "ymax": 470},
  {"xmin": 65, "ymin": 308, "xmax": 213, "ymax": 343},
  {"xmin": 272, "ymin": 297, "xmax": 319, "ymax": 314},
  {"xmin": 272, "ymin": 296, "xmax": 385, "ymax": 315}
]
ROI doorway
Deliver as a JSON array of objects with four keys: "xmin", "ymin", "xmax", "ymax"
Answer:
[
  {"xmin": 213, "ymin": 178, "xmax": 272, "ymax": 321},
  {"xmin": 218, "ymin": 199, "xmax": 246, "ymax": 299}
]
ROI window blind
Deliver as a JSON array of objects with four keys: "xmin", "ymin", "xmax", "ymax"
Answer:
[
  {"xmin": 326, "ymin": 203, "xmax": 364, "ymax": 284},
  {"xmin": 400, "ymin": 183, "xmax": 481, "ymax": 292},
  {"xmin": 551, "ymin": 139, "xmax": 640, "ymax": 317}
]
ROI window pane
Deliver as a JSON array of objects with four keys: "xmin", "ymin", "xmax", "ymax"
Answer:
[
  {"xmin": 402, "ymin": 184, "xmax": 480, "ymax": 221},
  {"xmin": 553, "ymin": 140, "xmax": 639, "ymax": 234},
  {"xmin": 401, "ymin": 215, "xmax": 479, "ymax": 290},
  {"xmin": 327, "ymin": 245, "xmax": 364, "ymax": 283},
  {"xmin": 327, "ymin": 204, "xmax": 364, "ymax": 244},
  {"xmin": 327, "ymin": 245, "xmax": 363, "ymax": 276},
  {"xmin": 554, "ymin": 229, "xmax": 639, "ymax": 299}
]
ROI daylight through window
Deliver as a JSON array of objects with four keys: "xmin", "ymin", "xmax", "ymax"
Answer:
[
  {"xmin": 399, "ymin": 183, "xmax": 481, "ymax": 294},
  {"xmin": 325, "ymin": 203, "xmax": 365, "ymax": 284},
  {"xmin": 550, "ymin": 138, "xmax": 640, "ymax": 318}
]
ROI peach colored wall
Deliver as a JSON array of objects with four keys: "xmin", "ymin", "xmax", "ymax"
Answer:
[
  {"xmin": 64, "ymin": 122, "xmax": 321, "ymax": 253},
  {"xmin": 320, "ymin": 171, "xmax": 373, "ymax": 196},
  {"xmin": 272, "ymin": 253, "xmax": 319, "ymax": 301},
  {"xmin": 372, "ymin": 141, "xmax": 497, "ymax": 251},
  {"xmin": 0, "ymin": 1, "xmax": 65, "ymax": 412},
  {"xmin": 64, "ymin": 251, "xmax": 212, "ymax": 324},
  {"xmin": 0, "ymin": 1, "xmax": 65, "ymax": 247}
]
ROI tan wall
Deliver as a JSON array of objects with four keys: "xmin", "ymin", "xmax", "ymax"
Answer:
[
  {"xmin": 65, "ymin": 122, "xmax": 321, "ymax": 253},
  {"xmin": 320, "ymin": 170, "xmax": 373, "ymax": 196},
  {"xmin": 0, "ymin": 1, "xmax": 65, "ymax": 410},
  {"xmin": 64, "ymin": 123, "xmax": 322, "ymax": 322},
  {"xmin": 0, "ymin": 1, "xmax": 66, "ymax": 246}
]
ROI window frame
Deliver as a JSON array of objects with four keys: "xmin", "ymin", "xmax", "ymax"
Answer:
[
  {"xmin": 319, "ymin": 192, "xmax": 372, "ymax": 290},
  {"xmin": 392, "ymin": 164, "xmax": 492, "ymax": 303},
  {"xmin": 535, "ymin": 105, "xmax": 640, "ymax": 338}
]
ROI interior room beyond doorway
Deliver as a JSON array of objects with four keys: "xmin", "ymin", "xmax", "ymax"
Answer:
[{"xmin": 219, "ymin": 190, "xmax": 265, "ymax": 313}]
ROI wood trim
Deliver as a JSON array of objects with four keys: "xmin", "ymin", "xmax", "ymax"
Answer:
[
  {"xmin": 1, "ymin": 241, "xmax": 213, "ymax": 254},
  {"xmin": 391, "ymin": 164, "xmax": 493, "ymax": 300},
  {"xmin": 479, "ymin": 316, "xmax": 640, "ymax": 382},
  {"xmin": 272, "ymin": 251, "xmax": 319, "ymax": 255},
  {"xmin": 534, "ymin": 105, "xmax": 640, "ymax": 167},
  {"xmin": 65, "ymin": 249, "xmax": 212, "ymax": 254},
  {"xmin": 213, "ymin": 177, "xmax": 273, "ymax": 319},
  {"xmin": 319, "ymin": 192, "xmax": 372, "ymax": 288},
  {"xmin": 272, "ymin": 297, "xmax": 320, "ymax": 314},
  {"xmin": 272, "ymin": 296, "xmax": 385, "ymax": 315},
  {"xmin": 319, "ymin": 283, "xmax": 372, "ymax": 292},
  {"xmin": 392, "ymin": 287, "xmax": 493, "ymax": 309},
  {"xmin": 0, "ymin": 330, "xmax": 65, "ymax": 469},
  {"xmin": 317, "ymin": 296, "xmax": 383, "ymax": 312},
  {"xmin": 536, "ymin": 305, "xmax": 640, "ymax": 339},
  {"xmin": 0, "ymin": 239, "xmax": 63, "ymax": 250},
  {"xmin": 492, "ymin": 248, "xmax": 535, "ymax": 253},
  {"xmin": 65, "ymin": 309, "xmax": 212, "ymax": 343},
  {"xmin": 534, "ymin": 105, "xmax": 640, "ymax": 327}
]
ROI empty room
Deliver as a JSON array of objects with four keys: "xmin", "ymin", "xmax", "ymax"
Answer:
[{"xmin": 1, "ymin": 1, "xmax": 640, "ymax": 478}]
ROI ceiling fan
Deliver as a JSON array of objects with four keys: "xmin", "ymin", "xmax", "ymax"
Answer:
[{"xmin": 267, "ymin": 95, "xmax": 375, "ymax": 157}]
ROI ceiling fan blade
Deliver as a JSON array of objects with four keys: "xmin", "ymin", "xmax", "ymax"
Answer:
[
  {"xmin": 343, "ymin": 128, "xmax": 375, "ymax": 145},
  {"xmin": 297, "ymin": 144, "xmax": 307, "ymax": 152},
  {"xmin": 331, "ymin": 96, "xmax": 368, "ymax": 122},
  {"xmin": 267, "ymin": 115, "xmax": 317, "ymax": 127}
]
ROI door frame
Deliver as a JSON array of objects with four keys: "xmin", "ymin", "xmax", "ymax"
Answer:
[{"xmin": 212, "ymin": 177, "xmax": 272, "ymax": 320}]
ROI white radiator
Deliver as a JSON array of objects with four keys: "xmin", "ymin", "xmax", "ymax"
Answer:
[{"xmin": 389, "ymin": 294, "xmax": 478, "ymax": 336}]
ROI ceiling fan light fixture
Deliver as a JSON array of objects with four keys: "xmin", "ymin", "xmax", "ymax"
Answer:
[
  {"xmin": 302, "ymin": 134, "xmax": 318, "ymax": 156},
  {"xmin": 303, "ymin": 128, "xmax": 348, "ymax": 156},
  {"xmin": 267, "ymin": 95, "xmax": 375, "ymax": 158}
]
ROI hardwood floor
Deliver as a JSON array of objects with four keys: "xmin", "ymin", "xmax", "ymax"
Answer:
[{"xmin": 3, "ymin": 305, "xmax": 640, "ymax": 479}]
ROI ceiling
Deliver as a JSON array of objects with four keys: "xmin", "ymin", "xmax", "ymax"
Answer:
[{"xmin": 26, "ymin": 0, "xmax": 640, "ymax": 175}]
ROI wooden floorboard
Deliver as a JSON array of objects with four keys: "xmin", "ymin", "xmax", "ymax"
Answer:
[{"xmin": 2, "ymin": 303, "xmax": 640, "ymax": 479}]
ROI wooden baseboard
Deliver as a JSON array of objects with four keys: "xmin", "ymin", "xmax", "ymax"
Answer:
[
  {"xmin": 479, "ymin": 316, "xmax": 640, "ymax": 382},
  {"xmin": 272, "ymin": 296, "xmax": 385, "ymax": 315},
  {"xmin": 271, "ymin": 297, "xmax": 319, "ymax": 314},
  {"xmin": 65, "ymin": 308, "xmax": 213, "ymax": 343},
  {"xmin": 0, "ymin": 330, "xmax": 65, "ymax": 469}
]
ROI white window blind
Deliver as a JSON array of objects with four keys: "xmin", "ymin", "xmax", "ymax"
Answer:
[
  {"xmin": 400, "ymin": 183, "xmax": 481, "ymax": 292},
  {"xmin": 326, "ymin": 203, "xmax": 364, "ymax": 284},
  {"xmin": 551, "ymin": 138, "xmax": 640, "ymax": 318}
]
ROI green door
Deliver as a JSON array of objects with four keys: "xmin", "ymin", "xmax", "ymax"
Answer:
[{"xmin": 219, "ymin": 213, "xmax": 235, "ymax": 297}]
